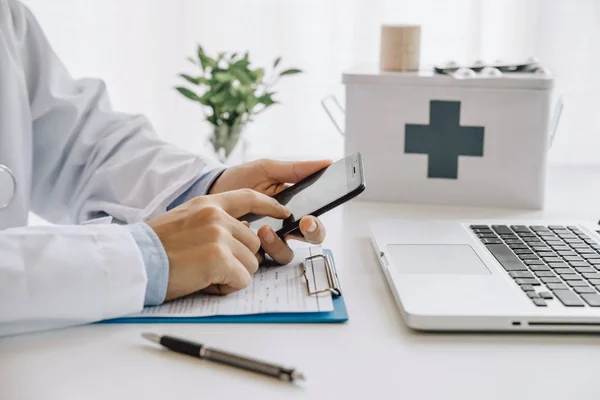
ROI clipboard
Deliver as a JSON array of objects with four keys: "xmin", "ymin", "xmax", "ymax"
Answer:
[{"xmin": 100, "ymin": 249, "xmax": 348, "ymax": 324}]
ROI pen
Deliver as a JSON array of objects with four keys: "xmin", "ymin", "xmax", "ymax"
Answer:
[{"xmin": 141, "ymin": 333, "xmax": 306, "ymax": 383}]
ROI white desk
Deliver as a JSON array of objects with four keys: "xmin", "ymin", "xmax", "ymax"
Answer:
[{"xmin": 2, "ymin": 165, "xmax": 600, "ymax": 400}]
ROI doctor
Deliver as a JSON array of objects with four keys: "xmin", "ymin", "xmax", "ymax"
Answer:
[{"xmin": 0, "ymin": 0, "xmax": 330, "ymax": 337}]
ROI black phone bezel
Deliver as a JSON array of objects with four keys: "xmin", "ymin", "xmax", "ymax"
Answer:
[{"xmin": 272, "ymin": 152, "xmax": 365, "ymax": 237}]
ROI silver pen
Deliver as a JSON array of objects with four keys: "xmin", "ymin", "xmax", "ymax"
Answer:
[{"xmin": 141, "ymin": 333, "xmax": 305, "ymax": 382}]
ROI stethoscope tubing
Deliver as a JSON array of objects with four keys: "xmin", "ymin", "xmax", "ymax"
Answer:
[{"xmin": 0, "ymin": 164, "xmax": 16, "ymax": 210}]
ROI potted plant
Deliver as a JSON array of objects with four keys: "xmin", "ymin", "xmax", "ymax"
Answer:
[{"xmin": 175, "ymin": 45, "xmax": 303, "ymax": 163}]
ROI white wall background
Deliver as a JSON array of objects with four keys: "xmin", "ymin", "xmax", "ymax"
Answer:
[{"xmin": 20, "ymin": 0, "xmax": 600, "ymax": 165}]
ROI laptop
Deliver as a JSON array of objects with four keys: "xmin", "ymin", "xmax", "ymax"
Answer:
[{"xmin": 369, "ymin": 220, "xmax": 600, "ymax": 332}]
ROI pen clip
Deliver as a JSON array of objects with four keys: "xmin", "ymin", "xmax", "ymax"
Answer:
[{"xmin": 302, "ymin": 253, "xmax": 341, "ymax": 297}]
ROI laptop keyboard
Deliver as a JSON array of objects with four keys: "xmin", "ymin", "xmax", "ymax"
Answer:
[{"xmin": 471, "ymin": 225, "xmax": 600, "ymax": 308}]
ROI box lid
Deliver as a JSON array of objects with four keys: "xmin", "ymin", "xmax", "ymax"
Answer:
[{"xmin": 342, "ymin": 64, "xmax": 554, "ymax": 90}]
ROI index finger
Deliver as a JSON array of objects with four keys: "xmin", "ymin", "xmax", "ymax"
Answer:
[
  {"xmin": 214, "ymin": 188, "xmax": 290, "ymax": 219},
  {"xmin": 263, "ymin": 159, "xmax": 332, "ymax": 184}
]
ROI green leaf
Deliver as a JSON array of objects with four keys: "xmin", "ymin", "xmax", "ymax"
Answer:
[
  {"xmin": 175, "ymin": 87, "xmax": 201, "ymax": 101},
  {"xmin": 236, "ymin": 102, "xmax": 246, "ymax": 113},
  {"xmin": 232, "ymin": 59, "xmax": 250, "ymax": 70},
  {"xmin": 211, "ymin": 89, "xmax": 229, "ymax": 104},
  {"xmin": 258, "ymin": 92, "xmax": 275, "ymax": 106},
  {"xmin": 186, "ymin": 57, "xmax": 197, "ymax": 65},
  {"xmin": 238, "ymin": 85, "xmax": 254, "ymax": 97},
  {"xmin": 200, "ymin": 91, "xmax": 213, "ymax": 105},
  {"xmin": 273, "ymin": 57, "xmax": 281, "ymax": 68},
  {"xmin": 280, "ymin": 68, "xmax": 303, "ymax": 76},
  {"xmin": 224, "ymin": 97, "xmax": 241, "ymax": 112},
  {"xmin": 246, "ymin": 93, "xmax": 258, "ymax": 110},
  {"xmin": 197, "ymin": 45, "xmax": 217, "ymax": 70},
  {"xmin": 179, "ymin": 74, "xmax": 200, "ymax": 85},
  {"xmin": 250, "ymin": 68, "xmax": 265, "ymax": 83},
  {"xmin": 215, "ymin": 82, "xmax": 228, "ymax": 93},
  {"xmin": 214, "ymin": 72, "xmax": 234, "ymax": 83},
  {"xmin": 196, "ymin": 45, "xmax": 205, "ymax": 69},
  {"xmin": 202, "ymin": 55, "xmax": 218, "ymax": 69},
  {"xmin": 230, "ymin": 68, "xmax": 252, "ymax": 85},
  {"xmin": 179, "ymin": 74, "xmax": 211, "ymax": 86}
]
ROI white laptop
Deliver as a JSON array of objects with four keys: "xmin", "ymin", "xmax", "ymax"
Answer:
[{"xmin": 369, "ymin": 220, "xmax": 600, "ymax": 332}]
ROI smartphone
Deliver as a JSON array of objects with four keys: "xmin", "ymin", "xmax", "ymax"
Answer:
[{"xmin": 239, "ymin": 152, "xmax": 366, "ymax": 237}]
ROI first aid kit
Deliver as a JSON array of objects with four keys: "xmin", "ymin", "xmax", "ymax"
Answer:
[{"xmin": 325, "ymin": 59, "xmax": 562, "ymax": 209}]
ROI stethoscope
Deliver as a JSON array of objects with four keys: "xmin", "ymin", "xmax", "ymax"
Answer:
[{"xmin": 0, "ymin": 164, "xmax": 16, "ymax": 210}]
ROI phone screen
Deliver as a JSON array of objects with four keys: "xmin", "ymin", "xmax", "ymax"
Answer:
[{"xmin": 240, "ymin": 154, "xmax": 363, "ymax": 233}]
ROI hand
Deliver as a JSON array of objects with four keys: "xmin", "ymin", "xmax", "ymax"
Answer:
[
  {"xmin": 147, "ymin": 189, "xmax": 290, "ymax": 300},
  {"xmin": 209, "ymin": 158, "xmax": 332, "ymax": 264}
]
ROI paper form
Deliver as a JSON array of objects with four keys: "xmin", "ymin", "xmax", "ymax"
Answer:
[{"xmin": 129, "ymin": 246, "xmax": 334, "ymax": 318}]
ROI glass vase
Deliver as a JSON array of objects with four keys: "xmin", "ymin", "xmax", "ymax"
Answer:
[{"xmin": 210, "ymin": 124, "xmax": 244, "ymax": 164}]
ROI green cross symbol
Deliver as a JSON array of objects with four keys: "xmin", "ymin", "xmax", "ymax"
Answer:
[{"xmin": 405, "ymin": 100, "xmax": 484, "ymax": 179}]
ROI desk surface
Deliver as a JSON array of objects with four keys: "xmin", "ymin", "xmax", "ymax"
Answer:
[{"xmin": 3, "ymin": 165, "xmax": 600, "ymax": 400}]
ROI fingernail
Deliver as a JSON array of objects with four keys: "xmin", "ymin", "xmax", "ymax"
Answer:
[
  {"xmin": 263, "ymin": 229, "xmax": 276, "ymax": 244},
  {"xmin": 306, "ymin": 219, "xmax": 317, "ymax": 233}
]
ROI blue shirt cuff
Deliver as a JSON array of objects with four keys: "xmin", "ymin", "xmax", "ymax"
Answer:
[
  {"xmin": 126, "ymin": 222, "xmax": 169, "ymax": 306},
  {"xmin": 167, "ymin": 167, "xmax": 226, "ymax": 210}
]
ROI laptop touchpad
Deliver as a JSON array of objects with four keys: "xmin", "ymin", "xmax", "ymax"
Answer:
[{"xmin": 387, "ymin": 244, "xmax": 491, "ymax": 275}]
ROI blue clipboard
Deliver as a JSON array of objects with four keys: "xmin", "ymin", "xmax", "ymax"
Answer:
[{"xmin": 100, "ymin": 249, "xmax": 348, "ymax": 324}]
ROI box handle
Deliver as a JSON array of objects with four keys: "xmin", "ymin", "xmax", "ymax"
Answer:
[
  {"xmin": 321, "ymin": 94, "xmax": 345, "ymax": 136},
  {"xmin": 548, "ymin": 95, "xmax": 563, "ymax": 148}
]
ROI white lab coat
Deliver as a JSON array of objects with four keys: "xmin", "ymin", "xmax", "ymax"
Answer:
[{"xmin": 0, "ymin": 0, "xmax": 216, "ymax": 336}]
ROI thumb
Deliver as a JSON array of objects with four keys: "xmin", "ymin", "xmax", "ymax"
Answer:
[{"xmin": 263, "ymin": 159, "xmax": 332, "ymax": 184}]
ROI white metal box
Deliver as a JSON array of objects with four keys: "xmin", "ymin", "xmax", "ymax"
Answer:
[{"xmin": 342, "ymin": 65, "xmax": 557, "ymax": 209}]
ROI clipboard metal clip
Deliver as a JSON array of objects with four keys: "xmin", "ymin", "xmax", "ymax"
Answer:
[{"xmin": 302, "ymin": 253, "xmax": 341, "ymax": 297}]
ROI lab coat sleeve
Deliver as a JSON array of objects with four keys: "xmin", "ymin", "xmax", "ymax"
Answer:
[
  {"xmin": 0, "ymin": 223, "xmax": 147, "ymax": 337},
  {"xmin": 167, "ymin": 167, "xmax": 226, "ymax": 210},
  {"xmin": 0, "ymin": 1, "xmax": 225, "ymax": 337},
  {"xmin": 11, "ymin": 1, "xmax": 222, "ymax": 224}
]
